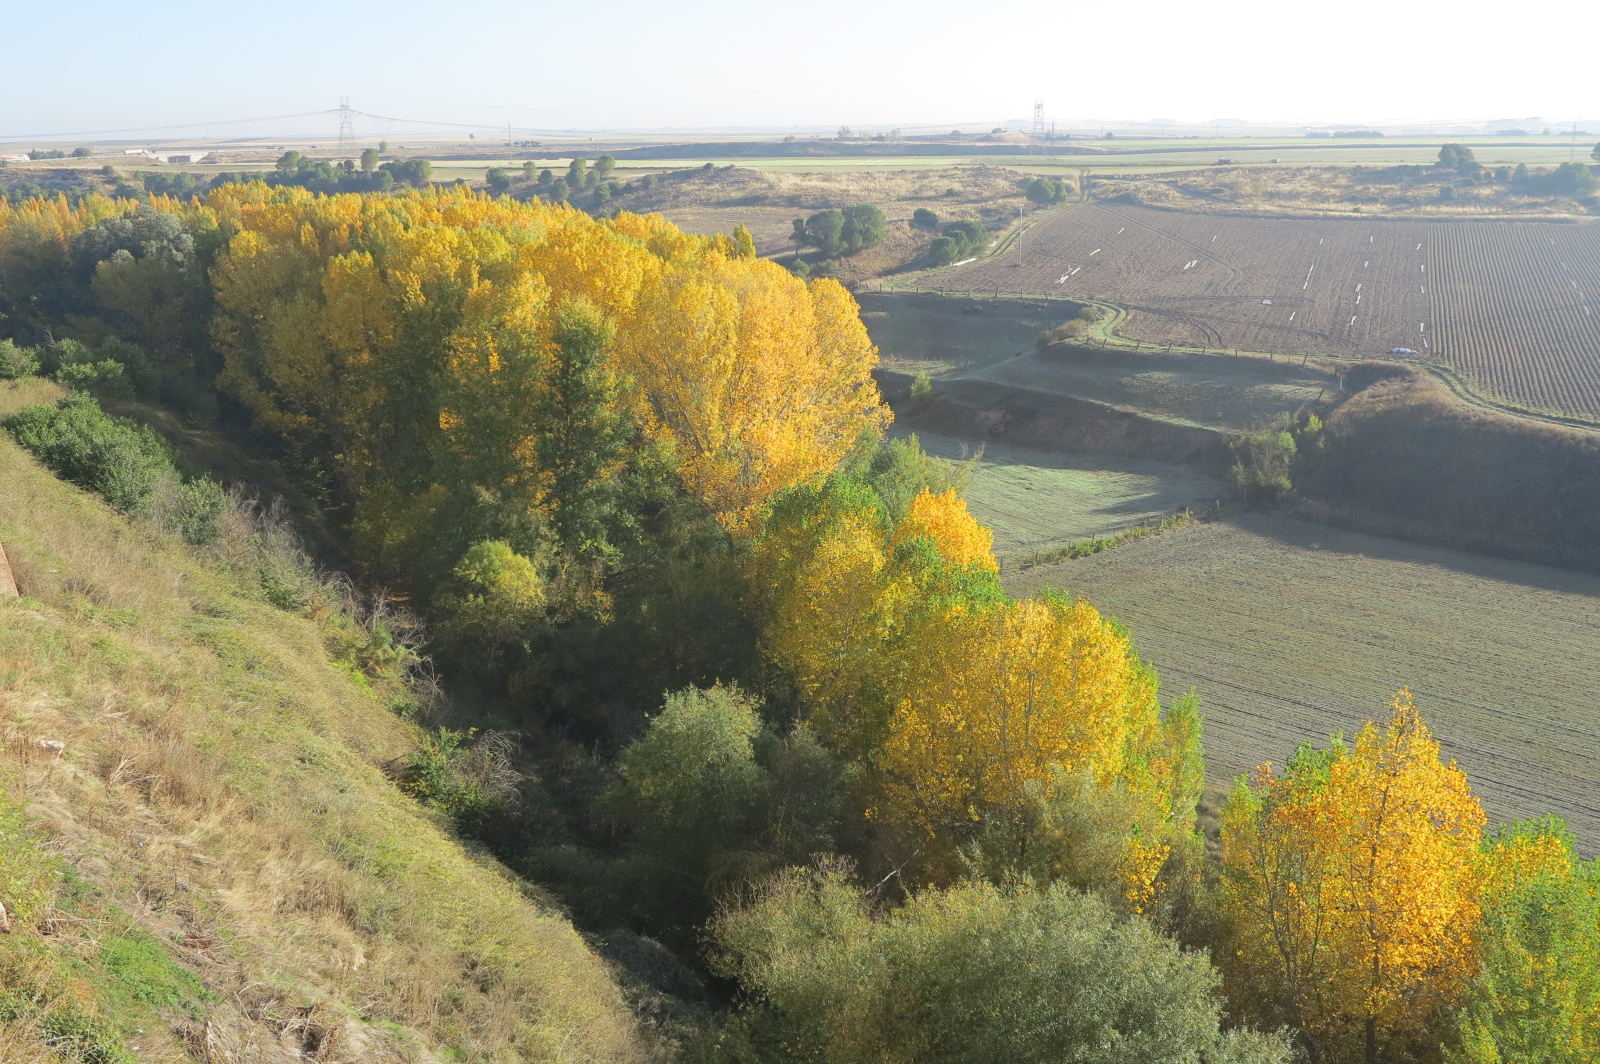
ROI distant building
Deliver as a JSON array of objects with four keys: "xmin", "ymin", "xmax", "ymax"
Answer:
[{"xmin": 0, "ymin": 154, "xmax": 30, "ymax": 163}]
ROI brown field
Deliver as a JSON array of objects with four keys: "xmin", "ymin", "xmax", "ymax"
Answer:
[
  {"xmin": 1005, "ymin": 511, "xmax": 1600, "ymax": 852},
  {"xmin": 930, "ymin": 204, "xmax": 1600, "ymax": 418}
]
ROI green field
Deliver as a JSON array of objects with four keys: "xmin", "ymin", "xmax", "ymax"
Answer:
[
  {"xmin": 1005, "ymin": 510, "xmax": 1600, "ymax": 851},
  {"xmin": 898, "ymin": 428, "xmax": 1224, "ymax": 556}
]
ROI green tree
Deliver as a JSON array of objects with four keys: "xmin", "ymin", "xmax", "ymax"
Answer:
[
  {"xmin": 538, "ymin": 167, "xmax": 553, "ymax": 185},
  {"xmin": 595, "ymin": 154, "xmax": 616, "ymax": 178},
  {"xmin": 839, "ymin": 204, "xmax": 885, "ymax": 253},
  {"xmin": 567, "ymin": 157, "xmax": 587, "ymax": 185},
  {"xmin": 1024, "ymin": 175, "xmax": 1072, "ymax": 205},
  {"xmin": 433, "ymin": 540, "xmax": 549, "ymax": 659},
  {"xmin": 360, "ymin": 147, "xmax": 379, "ymax": 173},
  {"xmin": 911, "ymin": 207, "xmax": 939, "ymax": 230},
  {"xmin": 709, "ymin": 867, "xmax": 1290, "ymax": 1064},
  {"xmin": 540, "ymin": 302, "xmax": 633, "ymax": 560},
  {"xmin": 1591, "ymin": 142, "xmax": 1599, "ymax": 163},
  {"xmin": 550, "ymin": 178, "xmax": 570, "ymax": 202},
  {"xmin": 1439, "ymin": 143, "xmax": 1479, "ymax": 174},
  {"xmin": 275, "ymin": 150, "xmax": 302, "ymax": 173},
  {"xmin": 1450, "ymin": 817, "xmax": 1600, "ymax": 1064},
  {"xmin": 522, "ymin": 160, "xmax": 536, "ymax": 178},
  {"xmin": 799, "ymin": 209, "xmax": 845, "ymax": 256},
  {"xmin": 485, "ymin": 167, "xmax": 511, "ymax": 193},
  {"xmin": 928, "ymin": 235, "xmax": 959, "ymax": 265}
]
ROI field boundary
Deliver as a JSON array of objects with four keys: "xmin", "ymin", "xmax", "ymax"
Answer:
[{"xmin": 1001, "ymin": 506, "xmax": 1211, "ymax": 572}]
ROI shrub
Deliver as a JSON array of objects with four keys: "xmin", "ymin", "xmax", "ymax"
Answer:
[
  {"xmin": 910, "ymin": 370, "xmax": 932, "ymax": 401},
  {"xmin": 1230, "ymin": 419, "xmax": 1298, "ymax": 502},
  {"xmin": 57, "ymin": 359, "xmax": 132, "ymax": 399},
  {"xmin": 710, "ymin": 867, "xmax": 1291, "ymax": 1064},
  {"xmin": 928, "ymin": 235, "xmax": 959, "ymax": 265},
  {"xmin": 3, "ymin": 393, "xmax": 174, "ymax": 513},
  {"xmin": 155, "ymin": 475, "xmax": 228, "ymax": 545},
  {"xmin": 0, "ymin": 339, "xmax": 38, "ymax": 379},
  {"xmin": 911, "ymin": 207, "xmax": 939, "ymax": 230},
  {"xmin": 397, "ymin": 728, "xmax": 521, "ymax": 833}
]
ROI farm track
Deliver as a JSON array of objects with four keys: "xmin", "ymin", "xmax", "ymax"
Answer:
[
  {"xmin": 1005, "ymin": 511, "xmax": 1600, "ymax": 852},
  {"xmin": 909, "ymin": 204, "xmax": 1600, "ymax": 421}
]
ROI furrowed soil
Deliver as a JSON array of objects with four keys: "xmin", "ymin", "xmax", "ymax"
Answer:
[
  {"xmin": 931, "ymin": 204, "xmax": 1600, "ymax": 418},
  {"xmin": 1005, "ymin": 511, "xmax": 1600, "ymax": 852}
]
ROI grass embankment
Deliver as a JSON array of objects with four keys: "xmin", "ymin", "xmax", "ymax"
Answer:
[{"xmin": 0, "ymin": 379, "xmax": 643, "ymax": 1063}]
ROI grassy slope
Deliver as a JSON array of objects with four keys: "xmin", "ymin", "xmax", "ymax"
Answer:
[{"xmin": 0, "ymin": 379, "xmax": 643, "ymax": 1063}]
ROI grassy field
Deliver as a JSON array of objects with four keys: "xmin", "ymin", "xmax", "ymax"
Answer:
[
  {"xmin": 896, "ymin": 428, "xmax": 1223, "ymax": 556},
  {"xmin": 1005, "ymin": 510, "xmax": 1600, "ymax": 852}
]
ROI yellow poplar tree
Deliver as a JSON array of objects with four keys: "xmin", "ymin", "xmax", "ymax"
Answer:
[
  {"xmin": 878, "ymin": 594, "xmax": 1185, "ymax": 905},
  {"xmin": 1220, "ymin": 690, "xmax": 1485, "ymax": 1064}
]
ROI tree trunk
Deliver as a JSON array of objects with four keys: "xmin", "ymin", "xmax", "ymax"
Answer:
[{"xmin": 1365, "ymin": 1016, "xmax": 1377, "ymax": 1064}]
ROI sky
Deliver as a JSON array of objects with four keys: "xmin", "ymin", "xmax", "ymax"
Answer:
[{"xmin": 3, "ymin": 0, "xmax": 1594, "ymax": 141}]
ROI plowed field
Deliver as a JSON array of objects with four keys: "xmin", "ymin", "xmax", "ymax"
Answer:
[
  {"xmin": 935, "ymin": 205, "xmax": 1600, "ymax": 417},
  {"xmin": 1005, "ymin": 512, "xmax": 1600, "ymax": 852}
]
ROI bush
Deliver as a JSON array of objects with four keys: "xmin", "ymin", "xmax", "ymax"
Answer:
[
  {"xmin": 1023, "ymin": 176, "xmax": 1073, "ymax": 205},
  {"xmin": 3, "ymin": 393, "xmax": 174, "ymax": 513},
  {"xmin": 397, "ymin": 728, "xmax": 521, "ymax": 833},
  {"xmin": 57, "ymin": 359, "xmax": 132, "ymax": 399},
  {"xmin": 711, "ymin": 868, "xmax": 1290, "ymax": 1064},
  {"xmin": 911, "ymin": 207, "xmax": 939, "ymax": 230},
  {"xmin": 910, "ymin": 370, "xmax": 932, "ymax": 401},
  {"xmin": 0, "ymin": 339, "xmax": 38, "ymax": 379},
  {"xmin": 157, "ymin": 475, "xmax": 228, "ymax": 546},
  {"xmin": 3, "ymin": 391, "xmax": 225, "ymax": 542}
]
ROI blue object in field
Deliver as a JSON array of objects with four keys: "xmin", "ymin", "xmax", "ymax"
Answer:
[{"xmin": 1390, "ymin": 348, "xmax": 1417, "ymax": 355}]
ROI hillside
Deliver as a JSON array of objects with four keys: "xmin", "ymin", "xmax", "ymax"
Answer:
[{"xmin": 0, "ymin": 378, "xmax": 644, "ymax": 1063}]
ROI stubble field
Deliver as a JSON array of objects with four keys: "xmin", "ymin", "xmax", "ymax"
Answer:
[
  {"xmin": 1005, "ymin": 511, "xmax": 1600, "ymax": 851},
  {"xmin": 931, "ymin": 204, "xmax": 1600, "ymax": 417}
]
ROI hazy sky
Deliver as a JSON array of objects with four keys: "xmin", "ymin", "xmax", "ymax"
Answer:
[{"xmin": 3, "ymin": 0, "xmax": 1593, "ymax": 140}]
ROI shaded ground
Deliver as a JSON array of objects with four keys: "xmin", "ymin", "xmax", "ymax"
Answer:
[
  {"xmin": 896, "ymin": 428, "xmax": 1224, "ymax": 556},
  {"xmin": 1005, "ymin": 510, "xmax": 1600, "ymax": 852}
]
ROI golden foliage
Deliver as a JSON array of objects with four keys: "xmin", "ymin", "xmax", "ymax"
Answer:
[
  {"xmin": 1221, "ymin": 690, "xmax": 1486, "ymax": 1058},
  {"xmin": 893, "ymin": 487, "xmax": 997, "ymax": 572},
  {"xmin": 879, "ymin": 595, "xmax": 1178, "ymax": 901},
  {"xmin": 201, "ymin": 183, "xmax": 887, "ymax": 530}
]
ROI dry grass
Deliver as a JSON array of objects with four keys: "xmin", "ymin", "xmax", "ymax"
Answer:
[
  {"xmin": 612, "ymin": 165, "xmax": 1032, "ymax": 279},
  {"xmin": 0, "ymin": 383, "xmax": 646, "ymax": 1063}
]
